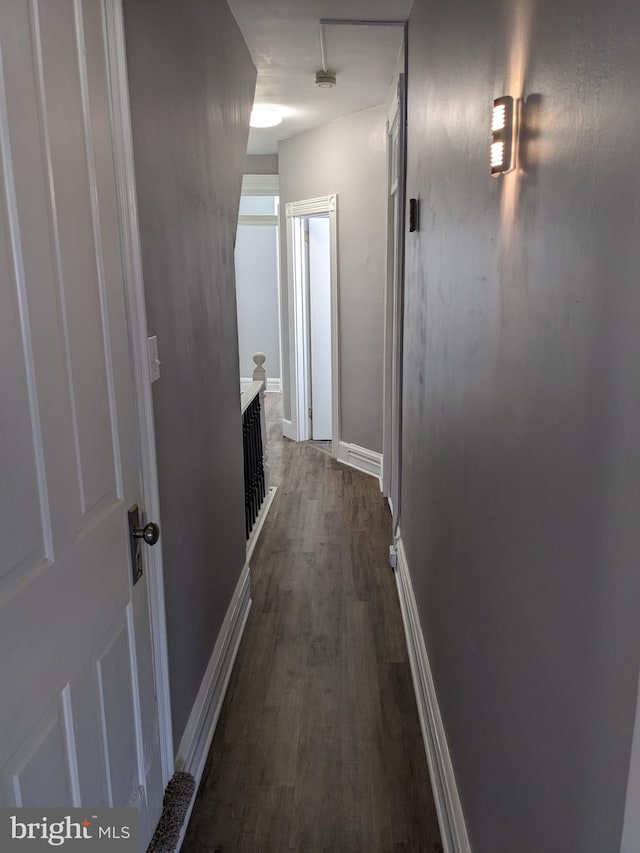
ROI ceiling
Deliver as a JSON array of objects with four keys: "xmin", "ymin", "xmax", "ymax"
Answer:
[{"xmin": 226, "ymin": 0, "xmax": 411, "ymax": 155}]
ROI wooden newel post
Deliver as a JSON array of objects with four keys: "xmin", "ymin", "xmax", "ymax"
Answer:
[{"xmin": 253, "ymin": 352, "xmax": 269, "ymax": 492}]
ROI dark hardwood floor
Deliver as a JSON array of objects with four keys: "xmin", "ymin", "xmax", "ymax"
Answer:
[{"xmin": 182, "ymin": 394, "xmax": 442, "ymax": 852}]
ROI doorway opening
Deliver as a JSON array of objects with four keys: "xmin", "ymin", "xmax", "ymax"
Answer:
[{"xmin": 285, "ymin": 194, "xmax": 339, "ymax": 459}]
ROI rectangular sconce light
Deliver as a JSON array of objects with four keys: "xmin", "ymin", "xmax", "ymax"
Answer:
[{"xmin": 491, "ymin": 95, "xmax": 516, "ymax": 176}]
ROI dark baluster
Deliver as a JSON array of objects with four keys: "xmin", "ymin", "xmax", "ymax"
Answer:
[
  {"xmin": 251, "ymin": 400, "xmax": 258, "ymax": 511},
  {"xmin": 251, "ymin": 401, "xmax": 258, "ymax": 530},
  {"xmin": 256, "ymin": 397, "xmax": 265, "ymax": 505},
  {"xmin": 242, "ymin": 407, "xmax": 251, "ymax": 538},
  {"xmin": 242, "ymin": 391, "xmax": 268, "ymax": 540},
  {"xmin": 249, "ymin": 400, "xmax": 257, "ymax": 530}
]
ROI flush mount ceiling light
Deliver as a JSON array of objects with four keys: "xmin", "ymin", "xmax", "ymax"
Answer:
[
  {"xmin": 491, "ymin": 95, "xmax": 517, "ymax": 175},
  {"xmin": 250, "ymin": 107, "xmax": 282, "ymax": 128},
  {"xmin": 314, "ymin": 70, "xmax": 337, "ymax": 88}
]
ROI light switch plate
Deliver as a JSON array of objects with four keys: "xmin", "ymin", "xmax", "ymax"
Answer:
[{"xmin": 147, "ymin": 335, "xmax": 160, "ymax": 382}]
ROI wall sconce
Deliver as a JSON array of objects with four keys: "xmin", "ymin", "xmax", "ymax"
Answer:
[{"xmin": 491, "ymin": 96, "xmax": 517, "ymax": 176}]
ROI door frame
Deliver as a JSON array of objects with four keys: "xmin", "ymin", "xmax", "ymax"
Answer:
[
  {"xmin": 285, "ymin": 194, "xmax": 339, "ymax": 458},
  {"xmin": 104, "ymin": 0, "xmax": 173, "ymax": 786},
  {"xmin": 381, "ymin": 70, "xmax": 408, "ymax": 531},
  {"xmin": 381, "ymin": 89, "xmax": 401, "ymax": 501}
]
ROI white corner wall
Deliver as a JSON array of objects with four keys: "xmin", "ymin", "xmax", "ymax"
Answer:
[{"xmin": 235, "ymin": 222, "xmax": 281, "ymax": 382}]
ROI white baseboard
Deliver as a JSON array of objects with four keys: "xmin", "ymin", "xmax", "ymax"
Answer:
[
  {"xmin": 240, "ymin": 376, "xmax": 281, "ymax": 393},
  {"xmin": 337, "ymin": 441, "xmax": 383, "ymax": 480},
  {"xmin": 174, "ymin": 562, "xmax": 252, "ymax": 849},
  {"xmin": 622, "ymin": 673, "xmax": 640, "ymax": 852},
  {"xmin": 282, "ymin": 418, "xmax": 295, "ymax": 441},
  {"xmin": 246, "ymin": 486, "xmax": 277, "ymax": 564},
  {"xmin": 395, "ymin": 532, "xmax": 471, "ymax": 853}
]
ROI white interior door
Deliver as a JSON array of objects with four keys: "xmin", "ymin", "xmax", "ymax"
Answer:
[
  {"xmin": 308, "ymin": 216, "xmax": 332, "ymax": 440},
  {"xmin": 0, "ymin": 0, "xmax": 163, "ymax": 842}
]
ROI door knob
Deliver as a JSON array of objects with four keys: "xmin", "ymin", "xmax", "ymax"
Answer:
[{"xmin": 132, "ymin": 521, "xmax": 160, "ymax": 546}]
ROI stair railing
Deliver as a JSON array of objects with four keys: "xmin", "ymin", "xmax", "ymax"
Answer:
[{"xmin": 240, "ymin": 353, "xmax": 269, "ymax": 539}]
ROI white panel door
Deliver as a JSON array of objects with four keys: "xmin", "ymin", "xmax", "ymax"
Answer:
[
  {"xmin": 0, "ymin": 0, "xmax": 163, "ymax": 842},
  {"xmin": 308, "ymin": 216, "xmax": 332, "ymax": 440}
]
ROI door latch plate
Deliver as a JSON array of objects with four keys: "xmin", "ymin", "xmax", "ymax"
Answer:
[{"xmin": 128, "ymin": 504, "xmax": 144, "ymax": 585}]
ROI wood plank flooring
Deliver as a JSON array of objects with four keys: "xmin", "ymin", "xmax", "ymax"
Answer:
[{"xmin": 182, "ymin": 395, "xmax": 442, "ymax": 852}]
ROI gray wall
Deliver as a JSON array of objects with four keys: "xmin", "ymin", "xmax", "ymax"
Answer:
[
  {"xmin": 235, "ymin": 224, "xmax": 281, "ymax": 380},
  {"xmin": 123, "ymin": 0, "xmax": 255, "ymax": 750},
  {"xmin": 403, "ymin": 0, "xmax": 640, "ymax": 851},
  {"xmin": 279, "ymin": 107, "xmax": 387, "ymax": 452},
  {"xmin": 245, "ymin": 153, "xmax": 278, "ymax": 175}
]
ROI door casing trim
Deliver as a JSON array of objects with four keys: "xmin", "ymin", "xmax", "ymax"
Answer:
[{"xmin": 285, "ymin": 194, "xmax": 339, "ymax": 457}]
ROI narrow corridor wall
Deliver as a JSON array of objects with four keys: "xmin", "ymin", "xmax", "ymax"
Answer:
[
  {"xmin": 123, "ymin": 0, "xmax": 255, "ymax": 749},
  {"xmin": 402, "ymin": 0, "xmax": 640, "ymax": 850},
  {"xmin": 278, "ymin": 107, "xmax": 387, "ymax": 453}
]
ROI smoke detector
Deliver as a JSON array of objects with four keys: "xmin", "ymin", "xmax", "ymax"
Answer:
[{"xmin": 314, "ymin": 70, "xmax": 337, "ymax": 88}]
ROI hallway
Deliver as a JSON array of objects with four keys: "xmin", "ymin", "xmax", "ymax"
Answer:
[{"xmin": 182, "ymin": 396, "xmax": 442, "ymax": 851}]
